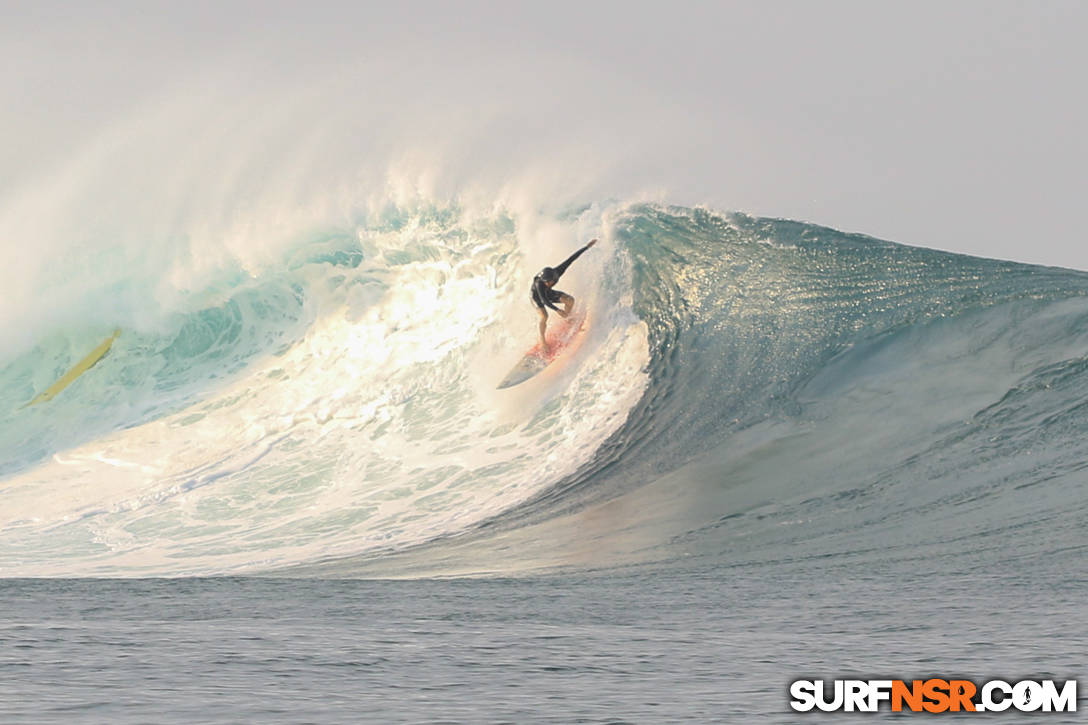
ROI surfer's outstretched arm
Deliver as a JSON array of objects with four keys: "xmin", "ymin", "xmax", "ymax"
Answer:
[{"xmin": 552, "ymin": 238, "xmax": 598, "ymax": 280}]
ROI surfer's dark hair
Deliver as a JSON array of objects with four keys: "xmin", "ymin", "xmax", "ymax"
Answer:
[{"xmin": 540, "ymin": 267, "xmax": 558, "ymax": 283}]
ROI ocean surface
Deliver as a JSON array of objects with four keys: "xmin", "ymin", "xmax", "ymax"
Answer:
[
  {"xmin": 2, "ymin": 568, "xmax": 1084, "ymax": 723},
  {"xmin": 2, "ymin": 204, "xmax": 1087, "ymax": 721}
]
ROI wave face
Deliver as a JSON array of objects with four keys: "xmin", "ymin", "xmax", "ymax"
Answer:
[{"xmin": 2, "ymin": 204, "xmax": 1087, "ymax": 577}]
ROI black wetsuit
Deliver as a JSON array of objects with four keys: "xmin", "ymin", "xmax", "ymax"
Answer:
[{"xmin": 530, "ymin": 243, "xmax": 592, "ymax": 311}]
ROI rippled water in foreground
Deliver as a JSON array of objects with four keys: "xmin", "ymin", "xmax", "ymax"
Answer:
[{"xmin": 3, "ymin": 562, "xmax": 1083, "ymax": 724}]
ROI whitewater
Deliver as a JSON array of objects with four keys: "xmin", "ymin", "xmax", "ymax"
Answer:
[{"xmin": 1, "ymin": 197, "xmax": 652, "ymax": 575}]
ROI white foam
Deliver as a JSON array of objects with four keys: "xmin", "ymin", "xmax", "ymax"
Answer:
[{"xmin": 0, "ymin": 205, "xmax": 650, "ymax": 576}]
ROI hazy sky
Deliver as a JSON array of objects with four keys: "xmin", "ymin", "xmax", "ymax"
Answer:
[{"xmin": 3, "ymin": 1, "xmax": 1087, "ymax": 269}]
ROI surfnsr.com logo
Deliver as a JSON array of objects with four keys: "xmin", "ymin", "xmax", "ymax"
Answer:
[{"xmin": 789, "ymin": 679, "xmax": 1077, "ymax": 713}]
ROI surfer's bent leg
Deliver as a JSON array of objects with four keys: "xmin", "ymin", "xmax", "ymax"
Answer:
[
  {"xmin": 555, "ymin": 292, "xmax": 574, "ymax": 318},
  {"xmin": 535, "ymin": 304, "xmax": 549, "ymax": 349}
]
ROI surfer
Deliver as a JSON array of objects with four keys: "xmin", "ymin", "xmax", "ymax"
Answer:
[{"xmin": 531, "ymin": 238, "xmax": 597, "ymax": 351}]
